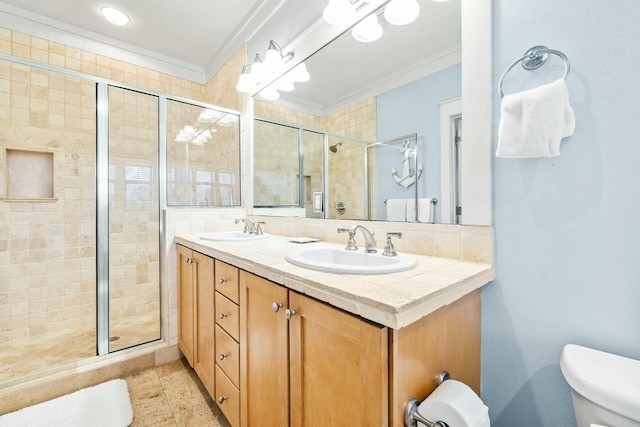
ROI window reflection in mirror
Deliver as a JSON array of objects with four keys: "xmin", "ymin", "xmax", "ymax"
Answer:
[{"xmin": 166, "ymin": 100, "xmax": 241, "ymax": 207}]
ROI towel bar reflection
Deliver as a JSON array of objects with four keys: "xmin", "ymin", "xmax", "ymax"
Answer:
[{"xmin": 498, "ymin": 45, "xmax": 570, "ymax": 98}]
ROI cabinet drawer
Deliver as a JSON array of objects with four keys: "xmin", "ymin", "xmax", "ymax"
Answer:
[
  {"xmin": 215, "ymin": 365, "xmax": 240, "ymax": 427},
  {"xmin": 216, "ymin": 292, "xmax": 239, "ymax": 340},
  {"xmin": 215, "ymin": 260, "xmax": 239, "ymax": 304},
  {"xmin": 215, "ymin": 324, "xmax": 239, "ymax": 388}
]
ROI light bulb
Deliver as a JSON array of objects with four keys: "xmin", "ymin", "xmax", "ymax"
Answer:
[
  {"xmin": 384, "ymin": 0, "xmax": 420, "ymax": 26},
  {"xmin": 264, "ymin": 40, "xmax": 283, "ymax": 70},
  {"xmin": 291, "ymin": 63, "xmax": 310, "ymax": 83},
  {"xmin": 198, "ymin": 108, "xmax": 223, "ymax": 122},
  {"xmin": 323, "ymin": 0, "xmax": 356, "ymax": 26},
  {"xmin": 275, "ymin": 75, "xmax": 295, "ymax": 92},
  {"xmin": 100, "ymin": 7, "xmax": 130, "ymax": 26},
  {"xmin": 259, "ymin": 86, "xmax": 280, "ymax": 101},
  {"xmin": 249, "ymin": 54, "xmax": 267, "ymax": 85},
  {"xmin": 235, "ymin": 72, "xmax": 254, "ymax": 93},
  {"xmin": 192, "ymin": 135, "xmax": 208, "ymax": 145},
  {"xmin": 352, "ymin": 14, "xmax": 383, "ymax": 43}
]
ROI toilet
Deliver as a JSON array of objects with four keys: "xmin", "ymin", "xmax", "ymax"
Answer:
[{"xmin": 561, "ymin": 344, "xmax": 640, "ymax": 427}]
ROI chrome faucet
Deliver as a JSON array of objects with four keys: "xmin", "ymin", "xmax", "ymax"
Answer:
[
  {"xmin": 337, "ymin": 225, "xmax": 377, "ymax": 253},
  {"xmin": 235, "ymin": 218, "xmax": 256, "ymax": 234}
]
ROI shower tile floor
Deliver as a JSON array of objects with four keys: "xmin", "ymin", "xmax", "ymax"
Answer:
[{"xmin": 0, "ymin": 312, "xmax": 160, "ymax": 385}]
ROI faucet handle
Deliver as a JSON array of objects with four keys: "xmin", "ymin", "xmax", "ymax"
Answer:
[
  {"xmin": 256, "ymin": 222, "xmax": 266, "ymax": 235},
  {"xmin": 382, "ymin": 232, "xmax": 402, "ymax": 257},
  {"xmin": 337, "ymin": 228, "xmax": 358, "ymax": 251}
]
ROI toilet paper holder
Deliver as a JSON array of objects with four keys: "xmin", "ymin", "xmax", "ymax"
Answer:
[{"xmin": 403, "ymin": 370, "xmax": 451, "ymax": 427}]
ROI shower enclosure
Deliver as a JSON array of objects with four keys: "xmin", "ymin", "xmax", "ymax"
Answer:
[{"xmin": 0, "ymin": 55, "xmax": 240, "ymax": 387}]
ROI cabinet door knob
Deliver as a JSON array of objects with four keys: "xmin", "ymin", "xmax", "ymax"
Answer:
[
  {"xmin": 272, "ymin": 302, "xmax": 283, "ymax": 313},
  {"xmin": 185, "ymin": 257, "xmax": 193, "ymax": 264},
  {"xmin": 218, "ymin": 396, "xmax": 228, "ymax": 404},
  {"xmin": 284, "ymin": 308, "xmax": 297, "ymax": 320},
  {"xmin": 218, "ymin": 353, "xmax": 228, "ymax": 360},
  {"xmin": 218, "ymin": 313, "xmax": 228, "ymax": 320},
  {"xmin": 218, "ymin": 278, "xmax": 227, "ymax": 284}
]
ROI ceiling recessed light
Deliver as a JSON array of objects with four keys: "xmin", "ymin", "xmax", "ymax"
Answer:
[{"xmin": 100, "ymin": 7, "xmax": 130, "ymax": 26}]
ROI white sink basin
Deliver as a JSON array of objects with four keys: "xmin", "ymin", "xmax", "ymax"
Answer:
[
  {"xmin": 200, "ymin": 231, "xmax": 269, "ymax": 242},
  {"xmin": 286, "ymin": 247, "xmax": 416, "ymax": 275}
]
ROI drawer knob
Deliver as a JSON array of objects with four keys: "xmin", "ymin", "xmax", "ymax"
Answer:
[
  {"xmin": 218, "ymin": 313, "xmax": 228, "ymax": 320},
  {"xmin": 285, "ymin": 309, "xmax": 297, "ymax": 320},
  {"xmin": 218, "ymin": 278, "xmax": 227, "ymax": 284},
  {"xmin": 219, "ymin": 353, "xmax": 228, "ymax": 360},
  {"xmin": 218, "ymin": 396, "xmax": 228, "ymax": 404},
  {"xmin": 272, "ymin": 302, "xmax": 283, "ymax": 313}
]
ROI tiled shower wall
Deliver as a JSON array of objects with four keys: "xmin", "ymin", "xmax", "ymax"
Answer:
[
  {"xmin": 0, "ymin": 63, "xmax": 97, "ymax": 342},
  {"xmin": 0, "ymin": 26, "xmax": 245, "ymax": 345},
  {"xmin": 254, "ymin": 97, "xmax": 377, "ymax": 219}
]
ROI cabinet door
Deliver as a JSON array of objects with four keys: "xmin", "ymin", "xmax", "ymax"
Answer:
[
  {"xmin": 240, "ymin": 272, "xmax": 289, "ymax": 427},
  {"xmin": 193, "ymin": 252, "xmax": 215, "ymax": 398},
  {"xmin": 177, "ymin": 245, "xmax": 194, "ymax": 366},
  {"xmin": 289, "ymin": 292, "xmax": 389, "ymax": 427}
]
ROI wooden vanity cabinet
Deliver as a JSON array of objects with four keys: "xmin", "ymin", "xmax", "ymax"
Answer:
[
  {"xmin": 179, "ymin": 247, "xmax": 480, "ymax": 427},
  {"xmin": 177, "ymin": 245, "xmax": 215, "ymax": 397},
  {"xmin": 214, "ymin": 260, "xmax": 241, "ymax": 427},
  {"xmin": 240, "ymin": 271, "xmax": 388, "ymax": 427}
]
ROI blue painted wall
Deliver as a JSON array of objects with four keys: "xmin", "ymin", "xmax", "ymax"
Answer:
[
  {"xmin": 484, "ymin": 1, "xmax": 640, "ymax": 426},
  {"xmin": 376, "ymin": 64, "xmax": 461, "ymax": 222}
]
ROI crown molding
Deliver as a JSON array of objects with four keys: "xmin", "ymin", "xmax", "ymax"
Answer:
[
  {"xmin": 203, "ymin": 0, "xmax": 288, "ymax": 82},
  {"xmin": 0, "ymin": 2, "xmax": 207, "ymax": 83}
]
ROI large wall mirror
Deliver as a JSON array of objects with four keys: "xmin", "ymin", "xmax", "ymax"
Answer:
[{"xmin": 251, "ymin": 0, "xmax": 491, "ymax": 226}]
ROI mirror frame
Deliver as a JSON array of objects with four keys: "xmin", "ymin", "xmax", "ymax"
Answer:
[{"xmin": 247, "ymin": 0, "xmax": 492, "ymax": 226}]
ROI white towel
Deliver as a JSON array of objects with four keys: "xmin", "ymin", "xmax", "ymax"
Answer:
[
  {"xmin": 406, "ymin": 198, "xmax": 416, "ymax": 222},
  {"xmin": 496, "ymin": 79, "xmax": 575, "ymax": 158},
  {"xmin": 417, "ymin": 198, "xmax": 436, "ymax": 223},
  {"xmin": 386, "ymin": 198, "xmax": 406, "ymax": 221}
]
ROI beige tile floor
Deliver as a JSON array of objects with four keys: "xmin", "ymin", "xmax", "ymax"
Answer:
[
  {"xmin": 125, "ymin": 359, "xmax": 231, "ymax": 427},
  {"xmin": 0, "ymin": 312, "xmax": 160, "ymax": 386}
]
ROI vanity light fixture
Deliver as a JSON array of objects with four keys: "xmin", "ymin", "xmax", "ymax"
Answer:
[
  {"xmin": 323, "ymin": 0, "xmax": 356, "ymax": 26},
  {"xmin": 384, "ymin": 0, "xmax": 420, "ymax": 25},
  {"xmin": 236, "ymin": 40, "xmax": 306, "ymax": 97},
  {"xmin": 352, "ymin": 13, "xmax": 383, "ymax": 42},
  {"xmin": 100, "ymin": 6, "xmax": 130, "ymax": 26}
]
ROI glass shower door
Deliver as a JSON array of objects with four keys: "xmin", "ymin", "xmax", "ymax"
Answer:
[{"xmin": 106, "ymin": 86, "xmax": 160, "ymax": 351}]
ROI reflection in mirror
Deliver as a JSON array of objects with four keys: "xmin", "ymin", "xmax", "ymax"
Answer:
[
  {"xmin": 166, "ymin": 100, "xmax": 241, "ymax": 206},
  {"xmin": 252, "ymin": 0, "xmax": 493, "ymax": 225},
  {"xmin": 367, "ymin": 134, "xmax": 421, "ymax": 222}
]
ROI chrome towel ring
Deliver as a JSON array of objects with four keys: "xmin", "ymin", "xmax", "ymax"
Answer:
[{"xmin": 498, "ymin": 45, "xmax": 570, "ymax": 98}]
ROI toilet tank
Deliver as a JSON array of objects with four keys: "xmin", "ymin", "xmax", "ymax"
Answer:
[{"xmin": 561, "ymin": 344, "xmax": 640, "ymax": 425}]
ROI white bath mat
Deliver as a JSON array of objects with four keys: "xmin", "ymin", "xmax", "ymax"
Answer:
[{"xmin": 0, "ymin": 379, "xmax": 133, "ymax": 427}]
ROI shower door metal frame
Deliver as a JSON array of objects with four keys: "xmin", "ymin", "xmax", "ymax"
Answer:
[{"xmin": 0, "ymin": 52, "xmax": 240, "ymax": 357}]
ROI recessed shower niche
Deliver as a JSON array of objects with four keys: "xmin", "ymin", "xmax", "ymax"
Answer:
[{"xmin": 4, "ymin": 148, "xmax": 56, "ymax": 201}]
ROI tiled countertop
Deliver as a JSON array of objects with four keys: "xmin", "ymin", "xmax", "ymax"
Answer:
[{"xmin": 175, "ymin": 234, "xmax": 495, "ymax": 329}]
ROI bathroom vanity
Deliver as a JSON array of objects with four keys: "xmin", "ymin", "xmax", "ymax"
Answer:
[{"xmin": 176, "ymin": 234, "xmax": 494, "ymax": 427}]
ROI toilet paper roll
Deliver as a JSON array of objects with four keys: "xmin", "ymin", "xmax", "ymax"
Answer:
[{"xmin": 417, "ymin": 380, "xmax": 491, "ymax": 427}]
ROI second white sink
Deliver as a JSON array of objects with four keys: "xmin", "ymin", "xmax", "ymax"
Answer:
[
  {"xmin": 286, "ymin": 247, "xmax": 416, "ymax": 275},
  {"xmin": 200, "ymin": 231, "xmax": 269, "ymax": 242}
]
